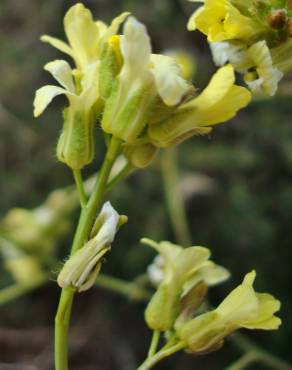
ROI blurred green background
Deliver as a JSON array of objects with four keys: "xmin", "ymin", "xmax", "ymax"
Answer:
[{"xmin": 0, "ymin": 0, "xmax": 292, "ymax": 369}]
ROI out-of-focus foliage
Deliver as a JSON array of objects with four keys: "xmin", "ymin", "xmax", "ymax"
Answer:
[{"xmin": 1, "ymin": 0, "xmax": 292, "ymax": 369}]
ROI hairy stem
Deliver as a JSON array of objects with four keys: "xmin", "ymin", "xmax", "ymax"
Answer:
[
  {"xmin": 73, "ymin": 169, "xmax": 87, "ymax": 208},
  {"xmin": 54, "ymin": 137, "xmax": 121, "ymax": 370}
]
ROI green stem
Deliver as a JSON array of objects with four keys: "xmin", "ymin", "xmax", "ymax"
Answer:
[
  {"xmin": 54, "ymin": 136, "xmax": 121, "ymax": 370},
  {"xmin": 137, "ymin": 341, "xmax": 185, "ymax": 370},
  {"xmin": 95, "ymin": 273, "xmax": 152, "ymax": 301},
  {"xmin": 147, "ymin": 330, "xmax": 161, "ymax": 358},
  {"xmin": 107, "ymin": 162, "xmax": 134, "ymax": 193},
  {"xmin": 161, "ymin": 148, "xmax": 191, "ymax": 246},
  {"xmin": 225, "ymin": 352, "xmax": 259, "ymax": 370},
  {"xmin": 73, "ymin": 169, "xmax": 87, "ymax": 208}
]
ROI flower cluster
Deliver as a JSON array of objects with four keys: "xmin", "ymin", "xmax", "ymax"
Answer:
[
  {"xmin": 34, "ymin": 3, "xmax": 251, "ymax": 170},
  {"xmin": 143, "ymin": 238, "xmax": 281, "ymax": 355},
  {"xmin": 188, "ymin": 0, "xmax": 292, "ymax": 96}
]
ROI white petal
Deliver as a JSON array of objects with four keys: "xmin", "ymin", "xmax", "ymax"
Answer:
[
  {"xmin": 246, "ymin": 41, "xmax": 283, "ymax": 96},
  {"xmin": 44, "ymin": 60, "xmax": 75, "ymax": 92},
  {"xmin": 93, "ymin": 201, "xmax": 120, "ymax": 246},
  {"xmin": 120, "ymin": 17, "xmax": 151, "ymax": 78},
  {"xmin": 150, "ymin": 54, "xmax": 190, "ymax": 106},
  {"xmin": 33, "ymin": 85, "xmax": 66, "ymax": 117}
]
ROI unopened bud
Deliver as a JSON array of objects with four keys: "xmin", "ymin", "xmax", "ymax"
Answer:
[
  {"xmin": 124, "ymin": 143, "xmax": 158, "ymax": 168},
  {"xmin": 57, "ymin": 107, "xmax": 94, "ymax": 170},
  {"xmin": 145, "ymin": 282, "xmax": 180, "ymax": 331},
  {"xmin": 267, "ymin": 9, "xmax": 287, "ymax": 30},
  {"xmin": 57, "ymin": 202, "xmax": 126, "ymax": 292}
]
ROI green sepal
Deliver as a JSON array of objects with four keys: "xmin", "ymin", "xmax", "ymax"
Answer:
[
  {"xmin": 99, "ymin": 43, "xmax": 122, "ymax": 101},
  {"xmin": 57, "ymin": 107, "xmax": 95, "ymax": 169},
  {"xmin": 145, "ymin": 282, "xmax": 181, "ymax": 331},
  {"xmin": 101, "ymin": 78, "xmax": 155, "ymax": 143}
]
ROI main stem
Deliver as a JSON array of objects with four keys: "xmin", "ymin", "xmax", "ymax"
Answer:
[{"xmin": 55, "ymin": 137, "xmax": 121, "ymax": 370}]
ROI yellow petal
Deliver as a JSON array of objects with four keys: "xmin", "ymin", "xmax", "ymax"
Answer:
[
  {"xmin": 216, "ymin": 271, "xmax": 258, "ymax": 322},
  {"xmin": 101, "ymin": 12, "xmax": 130, "ymax": 43},
  {"xmin": 40, "ymin": 35, "xmax": 73, "ymax": 57},
  {"xmin": 64, "ymin": 3, "xmax": 100, "ymax": 68},
  {"xmin": 44, "ymin": 60, "xmax": 75, "ymax": 92},
  {"xmin": 191, "ymin": 84, "xmax": 251, "ymax": 126},
  {"xmin": 186, "ymin": 64, "xmax": 235, "ymax": 110},
  {"xmin": 241, "ymin": 292, "xmax": 281, "ymax": 329},
  {"xmin": 33, "ymin": 85, "xmax": 66, "ymax": 117},
  {"xmin": 242, "ymin": 316, "xmax": 282, "ymax": 330}
]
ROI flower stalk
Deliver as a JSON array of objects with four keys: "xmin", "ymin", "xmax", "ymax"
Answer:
[{"xmin": 55, "ymin": 136, "xmax": 121, "ymax": 370}]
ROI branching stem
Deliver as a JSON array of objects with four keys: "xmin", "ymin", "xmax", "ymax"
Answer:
[
  {"xmin": 147, "ymin": 330, "xmax": 161, "ymax": 358},
  {"xmin": 137, "ymin": 341, "xmax": 185, "ymax": 370},
  {"xmin": 55, "ymin": 137, "xmax": 121, "ymax": 370}
]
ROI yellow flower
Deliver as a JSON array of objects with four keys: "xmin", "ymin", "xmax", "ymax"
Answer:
[
  {"xmin": 33, "ymin": 60, "xmax": 99, "ymax": 118},
  {"xmin": 210, "ymin": 41, "xmax": 283, "ymax": 96},
  {"xmin": 148, "ymin": 64, "xmax": 251, "ymax": 148},
  {"xmin": 58, "ymin": 202, "xmax": 125, "ymax": 292},
  {"xmin": 101, "ymin": 16, "xmax": 190, "ymax": 143},
  {"xmin": 33, "ymin": 59, "xmax": 100, "ymax": 169},
  {"xmin": 142, "ymin": 238, "xmax": 229, "ymax": 331},
  {"xmin": 41, "ymin": 3, "xmax": 129, "ymax": 69},
  {"xmin": 188, "ymin": 0, "xmax": 261, "ymax": 42},
  {"xmin": 178, "ymin": 271, "xmax": 281, "ymax": 354}
]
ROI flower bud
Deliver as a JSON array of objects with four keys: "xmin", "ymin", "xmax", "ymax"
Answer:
[
  {"xmin": 57, "ymin": 107, "xmax": 95, "ymax": 170},
  {"xmin": 177, "ymin": 271, "xmax": 281, "ymax": 354},
  {"xmin": 57, "ymin": 202, "xmax": 125, "ymax": 292},
  {"xmin": 123, "ymin": 143, "xmax": 158, "ymax": 168},
  {"xmin": 267, "ymin": 9, "xmax": 287, "ymax": 30},
  {"xmin": 145, "ymin": 282, "xmax": 181, "ymax": 331}
]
